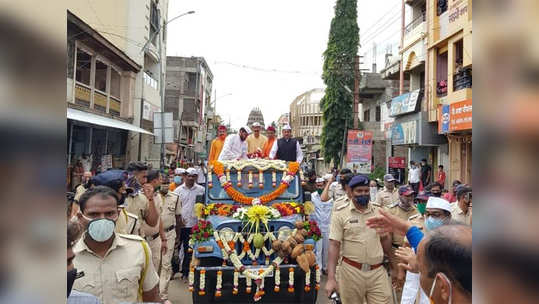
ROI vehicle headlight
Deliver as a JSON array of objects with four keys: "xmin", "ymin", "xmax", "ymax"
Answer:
[
  {"xmin": 277, "ymin": 226, "xmax": 292, "ymax": 241},
  {"xmin": 219, "ymin": 227, "xmax": 236, "ymax": 242}
]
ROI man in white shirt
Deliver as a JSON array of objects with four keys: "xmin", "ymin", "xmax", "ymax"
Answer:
[
  {"xmin": 310, "ymin": 177, "xmax": 333, "ymax": 274},
  {"xmin": 195, "ymin": 161, "xmax": 206, "ymax": 186},
  {"xmin": 173, "ymin": 168, "xmax": 205, "ymax": 279},
  {"xmin": 408, "ymin": 161, "xmax": 421, "ymax": 193},
  {"xmin": 218, "ymin": 126, "xmax": 252, "ymax": 161},
  {"xmin": 269, "ymin": 125, "xmax": 303, "ymax": 163}
]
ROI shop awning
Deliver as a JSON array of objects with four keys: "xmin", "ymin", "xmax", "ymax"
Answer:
[{"xmin": 67, "ymin": 108, "xmax": 153, "ymax": 135}]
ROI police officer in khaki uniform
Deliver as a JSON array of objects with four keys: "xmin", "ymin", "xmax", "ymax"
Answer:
[
  {"xmin": 140, "ymin": 170, "xmax": 167, "ymax": 271},
  {"xmin": 385, "ymin": 185, "xmax": 418, "ymax": 301},
  {"xmin": 73, "ymin": 186, "xmax": 161, "ymax": 304},
  {"xmin": 451, "ymin": 185, "xmax": 472, "ymax": 225},
  {"xmin": 125, "ymin": 162, "xmax": 160, "ymax": 237},
  {"xmin": 158, "ymin": 185, "xmax": 181, "ymax": 302},
  {"xmin": 326, "ymin": 175, "xmax": 393, "ymax": 304},
  {"xmin": 374, "ymin": 174, "xmax": 399, "ymax": 207}
]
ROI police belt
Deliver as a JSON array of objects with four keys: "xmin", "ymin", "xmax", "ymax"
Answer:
[
  {"xmin": 342, "ymin": 257, "xmax": 383, "ymax": 272},
  {"xmin": 146, "ymin": 225, "xmax": 176, "ymax": 241}
]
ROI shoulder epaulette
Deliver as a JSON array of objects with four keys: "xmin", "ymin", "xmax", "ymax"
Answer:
[
  {"xmin": 371, "ymin": 201, "xmax": 382, "ymax": 207},
  {"xmin": 388, "ymin": 201, "xmax": 399, "ymax": 208},
  {"xmin": 408, "ymin": 213, "xmax": 420, "ymax": 220},
  {"xmin": 118, "ymin": 233, "xmax": 144, "ymax": 241},
  {"xmin": 335, "ymin": 201, "xmax": 350, "ymax": 211},
  {"xmin": 125, "ymin": 211, "xmax": 138, "ymax": 219}
]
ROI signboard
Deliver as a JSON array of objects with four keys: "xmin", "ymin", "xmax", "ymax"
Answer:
[
  {"xmin": 346, "ymin": 130, "xmax": 373, "ymax": 174},
  {"xmin": 391, "ymin": 120, "xmax": 417, "ymax": 145},
  {"xmin": 388, "ymin": 157, "xmax": 406, "ymax": 169},
  {"xmin": 143, "ymin": 102, "xmax": 160, "ymax": 121},
  {"xmin": 438, "ymin": 99, "xmax": 472, "ymax": 133},
  {"xmin": 153, "ymin": 112, "xmax": 174, "ymax": 144},
  {"xmin": 390, "ymin": 89, "xmax": 421, "ymax": 116}
]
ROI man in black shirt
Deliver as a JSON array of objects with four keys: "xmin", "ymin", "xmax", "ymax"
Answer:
[{"xmin": 420, "ymin": 158, "xmax": 432, "ymax": 187}]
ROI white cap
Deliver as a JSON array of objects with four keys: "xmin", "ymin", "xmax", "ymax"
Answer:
[
  {"xmin": 241, "ymin": 126, "xmax": 252, "ymax": 134},
  {"xmin": 186, "ymin": 168, "xmax": 197, "ymax": 176},
  {"xmin": 174, "ymin": 168, "xmax": 186, "ymax": 175},
  {"xmin": 426, "ymin": 197, "xmax": 451, "ymax": 212},
  {"xmin": 252, "ymin": 122, "xmax": 261, "ymax": 128},
  {"xmin": 316, "ymin": 177, "xmax": 324, "ymax": 183},
  {"xmin": 282, "ymin": 124, "xmax": 292, "ymax": 130}
]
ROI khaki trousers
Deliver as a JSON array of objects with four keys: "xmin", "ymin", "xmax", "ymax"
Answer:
[
  {"xmin": 147, "ymin": 235, "xmax": 162, "ymax": 271},
  {"xmin": 338, "ymin": 261, "xmax": 392, "ymax": 304},
  {"xmin": 159, "ymin": 229, "xmax": 176, "ymax": 300}
]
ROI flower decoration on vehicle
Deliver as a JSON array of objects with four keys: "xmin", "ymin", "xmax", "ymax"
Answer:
[
  {"xmin": 195, "ymin": 203, "xmax": 240, "ymax": 218},
  {"xmin": 190, "ymin": 220, "xmax": 214, "ymax": 243},
  {"xmin": 303, "ymin": 220, "xmax": 322, "ymax": 241},
  {"xmin": 212, "ymin": 161, "xmax": 299, "ymax": 205},
  {"xmin": 271, "ymin": 202, "xmax": 304, "ymax": 216}
]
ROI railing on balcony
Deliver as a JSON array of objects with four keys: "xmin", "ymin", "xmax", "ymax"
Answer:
[
  {"xmin": 437, "ymin": 80, "xmax": 448, "ymax": 97},
  {"xmin": 453, "ymin": 67, "xmax": 472, "ymax": 91},
  {"xmin": 404, "ymin": 13, "xmax": 426, "ymax": 35}
]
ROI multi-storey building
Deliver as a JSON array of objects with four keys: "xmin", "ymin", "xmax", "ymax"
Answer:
[
  {"xmin": 276, "ymin": 113, "xmax": 290, "ymax": 136},
  {"xmin": 428, "ymin": 0, "xmax": 472, "ymax": 184},
  {"xmin": 66, "ymin": 0, "xmax": 169, "ymax": 176},
  {"xmin": 165, "ymin": 56, "xmax": 213, "ymax": 164}
]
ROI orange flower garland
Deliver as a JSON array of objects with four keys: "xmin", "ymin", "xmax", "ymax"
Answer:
[{"xmin": 213, "ymin": 161, "xmax": 299, "ymax": 205}]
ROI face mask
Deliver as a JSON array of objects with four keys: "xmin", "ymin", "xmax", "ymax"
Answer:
[
  {"xmin": 316, "ymin": 189, "xmax": 323, "ymax": 195},
  {"xmin": 67, "ymin": 268, "xmax": 77, "ymax": 297},
  {"xmin": 118, "ymin": 192, "xmax": 127, "ymax": 206},
  {"xmin": 354, "ymin": 195, "xmax": 370, "ymax": 206},
  {"xmin": 431, "ymin": 191, "xmax": 442, "ymax": 197},
  {"xmin": 416, "ymin": 202, "xmax": 426, "ymax": 215},
  {"xmin": 83, "ymin": 216, "xmax": 116, "ymax": 242},
  {"xmin": 174, "ymin": 176, "xmax": 182, "ymax": 184},
  {"xmin": 427, "ymin": 272, "xmax": 453, "ymax": 304},
  {"xmin": 425, "ymin": 216, "xmax": 445, "ymax": 231}
]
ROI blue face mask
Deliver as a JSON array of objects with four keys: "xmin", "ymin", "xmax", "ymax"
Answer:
[
  {"xmin": 425, "ymin": 216, "xmax": 445, "ymax": 231},
  {"xmin": 174, "ymin": 176, "xmax": 182, "ymax": 184}
]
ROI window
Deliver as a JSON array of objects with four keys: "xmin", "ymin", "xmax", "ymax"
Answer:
[
  {"xmin": 375, "ymin": 106, "xmax": 381, "ymax": 122},
  {"xmin": 454, "ymin": 40, "xmax": 464, "ymax": 72},
  {"xmin": 453, "ymin": 40, "xmax": 471, "ymax": 91},
  {"xmin": 437, "ymin": 0, "xmax": 448, "ymax": 16},
  {"xmin": 110, "ymin": 68, "xmax": 121, "ymax": 99},
  {"xmin": 149, "ymin": 1, "xmax": 159, "ymax": 46},
  {"xmin": 75, "ymin": 49, "xmax": 91, "ymax": 86},
  {"xmin": 94, "ymin": 60, "xmax": 107, "ymax": 92},
  {"xmin": 363, "ymin": 109, "xmax": 370, "ymax": 122},
  {"xmin": 436, "ymin": 50, "xmax": 448, "ymax": 97}
]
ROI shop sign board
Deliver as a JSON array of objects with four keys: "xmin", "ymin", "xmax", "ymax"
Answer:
[
  {"xmin": 391, "ymin": 120, "xmax": 417, "ymax": 145},
  {"xmin": 346, "ymin": 130, "xmax": 373, "ymax": 174},
  {"xmin": 438, "ymin": 99, "xmax": 472, "ymax": 133},
  {"xmin": 390, "ymin": 89, "xmax": 421, "ymax": 117},
  {"xmin": 388, "ymin": 157, "xmax": 406, "ymax": 169}
]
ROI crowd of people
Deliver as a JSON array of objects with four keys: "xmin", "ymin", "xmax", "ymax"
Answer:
[{"xmin": 65, "ymin": 123, "xmax": 471, "ymax": 304}]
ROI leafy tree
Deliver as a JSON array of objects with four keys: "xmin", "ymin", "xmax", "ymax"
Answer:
[{"xmin": 320, "ymin": 0, "xmax": 359, "ymax": 166}]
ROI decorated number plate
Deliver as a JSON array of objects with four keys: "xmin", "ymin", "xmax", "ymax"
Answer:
[{"xmin": 239, "ymin": 266, "xmax": 274, "ymax": 278}]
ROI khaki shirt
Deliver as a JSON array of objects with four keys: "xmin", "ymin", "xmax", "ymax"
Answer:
[
  {"xmin": 161, "ymin": 192, "xmax": 180, "ymax": 229},
  {"xmin": 451, "ymin": 203, "xmax": 472, "ymax": 225},
  {"xmin": 72, "ymin": 233, "xmax": 159, "ymax": 304},
  {"xmin": 139, "ymin": 193, "xmax": 163, "ymax": 237},
  {"xmin": 115, "ymin": 208, "xmax": 140, "ymax": 235},
  {"xmin": 385, "ymin": 203, "xmax": 418, "ymax": 246},
  {"xmin": 246, "ymin": 134, "xmax": 268, "ymax": 154},
  {"xmin": 329, "ymin": 199, "xmax": 385, "ymax": 265},
  {"xmin": 374, "ymin": 187, "xmax": 399, "ymax": 208},
  {"xmin": 125, "ymin": 193, "xmax": 150, "ymax": 236},
  {"xmin": 403, "ymin": 213, "xmax": 424, "ymax": 245},
  {"xmin": 328, "ymin": 182, "xmax": 347, "ymax": 202}
]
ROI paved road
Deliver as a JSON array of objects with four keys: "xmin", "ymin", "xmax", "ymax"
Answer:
[{"xmin": 168, "ymin": 274, "xmax": 330, "ymax": 304}]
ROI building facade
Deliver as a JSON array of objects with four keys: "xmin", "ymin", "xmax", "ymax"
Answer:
[
  {"xmin": 66, "ymin": 0, "xmax": 168, "ymax": 182},
  {"xmin": 165, "ymin": 56, "xmax": 213, "ymax": 165},
  {"xmin": 289, "ymin": 88, "xmax": 327, "ymax": 172},
  {"xmin": 276, "ymin": 113, "xmax": 290, "ymax": 136},
  {"xmin": 427, "ymin": 0, "xmax": 472, "ymax": 185}
]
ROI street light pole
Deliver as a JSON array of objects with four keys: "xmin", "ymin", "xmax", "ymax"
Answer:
[{"xmin": 141, "ymin": 10, "xmax": 195, "ymax": 169}]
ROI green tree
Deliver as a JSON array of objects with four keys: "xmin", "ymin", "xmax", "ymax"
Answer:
[{"xmin": 320, "ymin": 0, "xmax": 359, "ymax": 166}]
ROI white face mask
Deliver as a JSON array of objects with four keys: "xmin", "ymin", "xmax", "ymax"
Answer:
[
  {"xmin": 82, "ymin": 215, "xmax": 116, "ymax": 242},
  {"xmin": 426, "ymin": 272, "xmax": 453, "ymax": 304}
]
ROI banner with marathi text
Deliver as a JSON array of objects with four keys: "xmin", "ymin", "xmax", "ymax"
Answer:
[{"xmin": 346, "ymin": 130, "xmax": 373, "ymax": 174}]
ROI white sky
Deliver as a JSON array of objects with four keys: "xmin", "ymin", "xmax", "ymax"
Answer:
[{"xmin": 166, "ymin": 0, "xmax": 402, "ymax": 129}]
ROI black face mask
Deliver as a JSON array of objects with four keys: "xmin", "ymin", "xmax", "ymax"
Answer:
[
  {"xmin": 67, "ymin": 268, "xmax": 77, "ymax": 297},
  {"xmin": 431, "ymin": 191, "xmax": 442, "ymax": 197},
  {"xmin": 118, "ymin": 192, "xmax": 127, "ymax": 206},
  {"xmin": 354, "ymin": 195, "xmax": 370, "ymax": 206}
]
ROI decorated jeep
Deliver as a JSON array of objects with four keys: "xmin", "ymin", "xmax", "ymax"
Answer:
[{"xmin": 189, "ymin": 159, "xmax": 321, "ymax": 303}]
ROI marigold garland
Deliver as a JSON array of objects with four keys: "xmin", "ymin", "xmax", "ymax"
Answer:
[{"xmin": 213, "ymin": 161, "xmax": 299, "ymax": 205}]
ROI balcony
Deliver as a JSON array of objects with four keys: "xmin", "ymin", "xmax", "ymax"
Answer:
[
  {"xmin": 453, "ymin": 67, "xmax": 472, "ymax": 91},
  {"xmin": 402, "ymin": 14, "xmax": 426, "ymax": 52}
]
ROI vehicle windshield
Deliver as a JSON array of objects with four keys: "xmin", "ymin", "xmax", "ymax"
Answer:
[{"xmin": 208, "ymin": 170, "xmax": 300, "ymax": 201}]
